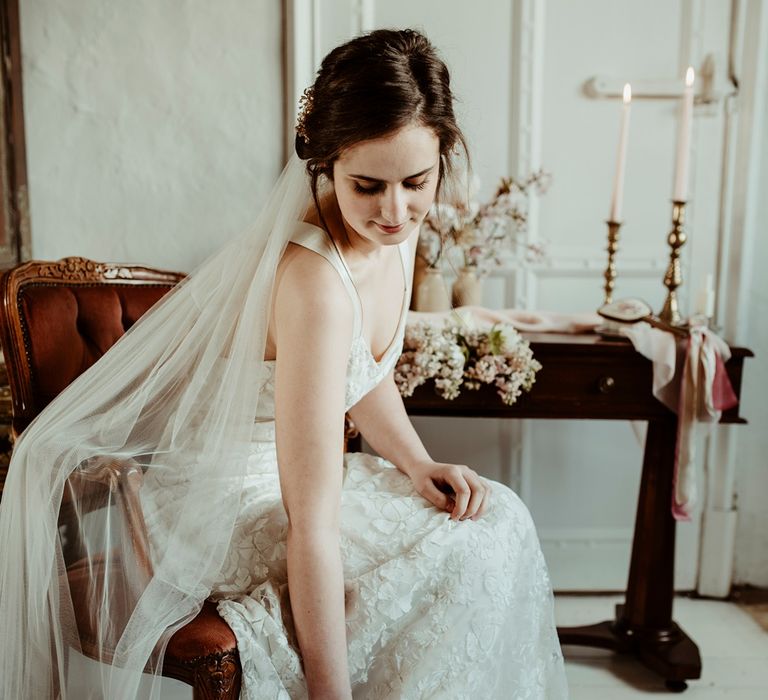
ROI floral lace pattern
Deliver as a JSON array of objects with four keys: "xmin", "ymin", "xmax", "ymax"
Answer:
[
  {"xmin": 251, "ymin": 327, "xmax": 402, "ymax": 431},
  {"xmin": 150, "ymin": 225, "xmax": 569, "ymax": 698},
  {"xmin": 214, "ymin": 454, "xmax": 568, "ymax": 699}
]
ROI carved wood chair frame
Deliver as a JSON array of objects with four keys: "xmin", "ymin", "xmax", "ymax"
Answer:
[{"xmin": 0, "ymin": 256, "xmax": 185, "ymax": 437}]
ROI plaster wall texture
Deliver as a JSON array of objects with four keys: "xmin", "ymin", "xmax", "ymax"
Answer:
[
  {"xmin": 20, "ymin": 0, "xmax": 283, "ymax": 272},
  {"xmin": 733, "ymin": 51, "xmax": 768, "ymax": 587}
]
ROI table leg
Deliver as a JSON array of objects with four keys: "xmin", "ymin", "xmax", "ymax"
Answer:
[{"xmin": 557, "ymin": 417, "xmax": 702, "ymax": 689}]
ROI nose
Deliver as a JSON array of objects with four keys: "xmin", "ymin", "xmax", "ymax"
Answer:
[{"xmin": 380, "ymin": 185, "xmax": 408, "ymax": 225}]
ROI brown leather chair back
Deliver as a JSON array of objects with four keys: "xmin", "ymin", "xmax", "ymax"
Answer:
[
  {"xmin": 0, "ymin": 257, "xmax": 247, "ymax": 698},
  {"xmin": 0, "ymin": 256, "xmax": 185, "ymax": 438}
]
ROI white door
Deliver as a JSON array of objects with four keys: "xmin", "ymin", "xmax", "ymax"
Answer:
[{"xmin": 287, "ymin": 0, "xmax": 736, "ymax": 592}]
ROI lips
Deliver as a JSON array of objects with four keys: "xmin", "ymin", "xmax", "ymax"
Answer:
[{"xmin": 375, "ymin": 222, "xmax": 407, "ymax": 234}]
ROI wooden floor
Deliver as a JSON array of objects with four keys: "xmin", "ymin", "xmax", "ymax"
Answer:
[
  {"xmin": 67, "ymin": 592, "xmax": 768, "ymax": 698},
  {"xmin": 557, "ymin": 594, "xmax": 768, "ymax": 698}
]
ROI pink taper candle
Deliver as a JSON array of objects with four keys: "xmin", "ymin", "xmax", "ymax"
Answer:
[
  {"xmin": 673, "ymin": 67, "xmax": 695, "ymax": 201},
  {"xmin": 609, "ymin": 83, "xmax": 632, "ymax": 221}
]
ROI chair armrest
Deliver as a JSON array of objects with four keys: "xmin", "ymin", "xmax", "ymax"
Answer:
[
  {"xmin": 69, "ymin": 457, "xmax": 153, "ymax": 581},
  {"xmin": 73, "ymin": 455, "xmax": 143, "ymax": 489}
]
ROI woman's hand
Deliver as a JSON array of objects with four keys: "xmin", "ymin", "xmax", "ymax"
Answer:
[{"xmin": 405, "ymin": 459, "xmax": 491, "ymax": 521}]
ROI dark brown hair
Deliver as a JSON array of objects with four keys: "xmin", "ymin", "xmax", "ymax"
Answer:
[{"xmin": 294, "ymin": 29, "xmax": 470, "ymax": 230}]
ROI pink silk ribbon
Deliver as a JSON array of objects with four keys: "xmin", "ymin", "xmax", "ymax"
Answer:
[{"xmin": 671, "ymin": 328, "xmax": 739, "ymax": 520}]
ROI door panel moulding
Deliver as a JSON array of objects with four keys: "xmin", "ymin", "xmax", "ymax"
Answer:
[
  {"xmin": 283, "ymin": 0, "xmax": 321, "ymax": 163},
  {"xmin": 699, "ymin": 0, "xmax": 767, "ymax": 597},
  {"xmin": 506, "ymin": 0, "xmax": 546, "ymax": 508}
]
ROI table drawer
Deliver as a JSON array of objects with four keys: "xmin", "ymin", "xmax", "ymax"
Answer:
[
  {"xmin": 522, "ymin": 350, "xmax": 669, "ymax": 419},
  {"xmin": 405, "ymin": 348, "xmax": 671, "ymax": 420}
]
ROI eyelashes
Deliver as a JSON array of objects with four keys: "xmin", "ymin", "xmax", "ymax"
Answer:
[{"xmin": 353, "ymin": 180, "xmax": 430, "ymax": 196}]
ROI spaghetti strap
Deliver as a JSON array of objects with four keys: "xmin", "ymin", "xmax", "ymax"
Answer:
[
  {"xmin": 291, "ymin": 222, "xmax": 410, "ymax": 362},
  {"xmin": 290, "ymin": 222, "xmax": 363, "ymax": 338}
]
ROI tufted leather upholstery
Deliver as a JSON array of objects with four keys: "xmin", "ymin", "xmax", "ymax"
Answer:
[
  {"xmin": 0, "ymin": 258, "xmax": 185, "ymax": 437},
  {"xmin": 19, "ymin": 284, "xmax": 173, "ymax": 416}
]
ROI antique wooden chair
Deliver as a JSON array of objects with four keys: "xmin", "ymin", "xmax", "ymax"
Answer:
[{"xmin": 0, "ymin": 256, "xmax": 359, "ymax": 699}]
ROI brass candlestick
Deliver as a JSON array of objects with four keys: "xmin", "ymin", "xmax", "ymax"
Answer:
[
  {"xmin": 602, "ymin": 220, "xmax": 622, "ymax": 304},
  {"xmin": 658, "ymin": 200, "xmax": 687, "ymax": 325},
  {"xmin": 594, "ymin": 219, "xmax": 626, "ymax": 339}
]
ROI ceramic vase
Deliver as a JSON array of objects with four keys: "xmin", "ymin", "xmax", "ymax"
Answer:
[
  {"xmin": 451, "ymin": 266, "xmax": 483, "ymax": 307},
  {"xmin": 414, "ymin": 266, "xmax": 451, "ymax": 311}
]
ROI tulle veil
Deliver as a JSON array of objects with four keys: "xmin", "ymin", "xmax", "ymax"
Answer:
[{"xmin": 0, "ymin": 153, "xmax": 312, "ymax": 698}]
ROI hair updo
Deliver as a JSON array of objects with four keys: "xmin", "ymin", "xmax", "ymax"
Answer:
[{"xmin": 294, "ymin": 28, "xmax": 470, "ymax": 221}]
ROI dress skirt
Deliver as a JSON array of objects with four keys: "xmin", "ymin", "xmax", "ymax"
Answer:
[{"xmin": 209, "ymin": 431, "xmax": 569, "ymax": 699}]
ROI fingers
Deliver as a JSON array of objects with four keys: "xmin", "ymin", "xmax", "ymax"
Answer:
[
  {"xmin": 447, "ymin": 468, "xmax": 471, "ymax": 521},
  {"xmin": 470, "ymin": 480, "xmax": 491, "ymax": 521},
  {"xmin": 419, "ymin": 479, "xmax": 452, "ymax": 512},
  {"xmin": 463, "ymin": 476, "xmax": 486, "ymax": 520},
  {"xmin": 447, "ymin": 470, "xmax": 490, "ymax": 522},
  {"xmin": 413, "ymin": 463, "xmax": 492, "ymax": 521}
]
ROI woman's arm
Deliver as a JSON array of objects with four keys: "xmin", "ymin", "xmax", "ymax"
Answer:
[
  {"xmin": 346, "ymin": 370, "xmax": 491, "ymax": 521},
  {"xmin": 273, "ymin": 245, "xmax": 355, "ymax": 699}
]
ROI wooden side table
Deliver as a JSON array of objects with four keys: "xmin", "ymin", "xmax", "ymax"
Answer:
[{"xmin": 350, "ymin": 332, "xmax": 753, "ymax": 691}]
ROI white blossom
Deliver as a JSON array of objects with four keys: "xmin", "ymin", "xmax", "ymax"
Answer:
[
  {"xmin": 394, "ymin": 320, "xmax": 542, "ymax": 406},
  {"xmin": 417, "ymin": 169, "xmax": 552, "ymax": 275}
]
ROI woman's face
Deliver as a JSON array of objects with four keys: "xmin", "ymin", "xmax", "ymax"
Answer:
[{"xmin": 332, "ymin": 124, "xmax": 440, "ymax": 248}]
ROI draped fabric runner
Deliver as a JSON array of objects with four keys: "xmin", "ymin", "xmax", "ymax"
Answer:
[{"xmin": 407, "ymin": 306, "xmax": 740, "ymax": 520}]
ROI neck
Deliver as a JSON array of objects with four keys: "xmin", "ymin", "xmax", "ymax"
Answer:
[{"xmin": 310, "ymin": 192, "xmax": 384, "ymax": 264}]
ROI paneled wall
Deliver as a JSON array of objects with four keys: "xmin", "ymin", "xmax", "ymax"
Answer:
[
  {"xmin": 289, "ymin": 0, "xmax": 765, "ymax": 591},
  {"xmin": 732, "ymin": 0, "xmax": 768, "ymax": 587}
]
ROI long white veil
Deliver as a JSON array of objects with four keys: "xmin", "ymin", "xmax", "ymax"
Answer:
[{"xmin": 0, "ymin": 153, "xmax": 311, "ymax": 698}]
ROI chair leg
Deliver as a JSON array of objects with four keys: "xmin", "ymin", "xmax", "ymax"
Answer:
[{"xmin": 190, "ymin": 651, "xmax": 241, "ymax": 700}]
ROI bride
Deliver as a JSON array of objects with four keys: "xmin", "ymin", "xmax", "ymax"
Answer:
[{"xmin": 0, "ymin": 29, "xmax": 568, "ymax": 699}]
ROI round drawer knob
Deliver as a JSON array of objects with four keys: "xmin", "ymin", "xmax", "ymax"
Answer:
[{"xmin": 598, "ymin": 376, "xmax": 615, "ymax": 393}]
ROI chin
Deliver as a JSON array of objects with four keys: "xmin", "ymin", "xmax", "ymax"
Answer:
[
  {"xmin": 384, "ymin": 230, "xmax": 413, "ymax": 247},
  {"xmin": 370, "ymin": 220, "xmax": 417, "ymax": 239}
]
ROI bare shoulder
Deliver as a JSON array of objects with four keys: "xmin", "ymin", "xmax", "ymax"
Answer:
[{"xmin": 273, "ymin": 242, "xmax": 354, "ymax": 349}]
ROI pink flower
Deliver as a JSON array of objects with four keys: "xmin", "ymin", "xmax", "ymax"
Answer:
[{"xmin": 395, "ymin": 320, "xmax": 541, "ymax": 406}]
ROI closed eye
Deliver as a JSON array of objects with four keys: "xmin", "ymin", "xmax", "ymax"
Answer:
[
  {"xmin": 353, "ymin": 180, "xmax": 430, "ymax": 196},
  {"xmin": 353, "ymin": 183, "xmax": 382, "ymax": 195}
]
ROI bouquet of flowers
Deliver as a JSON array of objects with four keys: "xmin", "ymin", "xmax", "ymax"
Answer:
[
  {"xmin": 394, "ymin": 318, "xmax": 542, "ymax": 406},
  {"xmin": 417, "ymin": 167, "xmax": 552, "ymax": 276}
]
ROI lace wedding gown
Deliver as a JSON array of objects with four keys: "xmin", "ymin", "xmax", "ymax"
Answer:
[{"xmin": 146, "ymin": 222, "xmax": 569, "ymax": 699}]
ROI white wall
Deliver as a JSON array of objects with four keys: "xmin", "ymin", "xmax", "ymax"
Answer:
[
  {"xmin": 18, "ymin": 1, "xmax": 767, "ymax": 588},
  {"xmin": 20, "ymin": 0, "xmax": 283, "ymax": 273},
  {"xmin": 733, "ymin": 39, "xmax": 768, "ymax": 586}
]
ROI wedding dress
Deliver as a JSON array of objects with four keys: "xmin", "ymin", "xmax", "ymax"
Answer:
[
  {"xmin": 144, "ymin": 222, "xmax": 569, "ymax": 699},
  {"xmin": 0, "ymin": 153, "xmax": 567, "ymax": 699}
]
